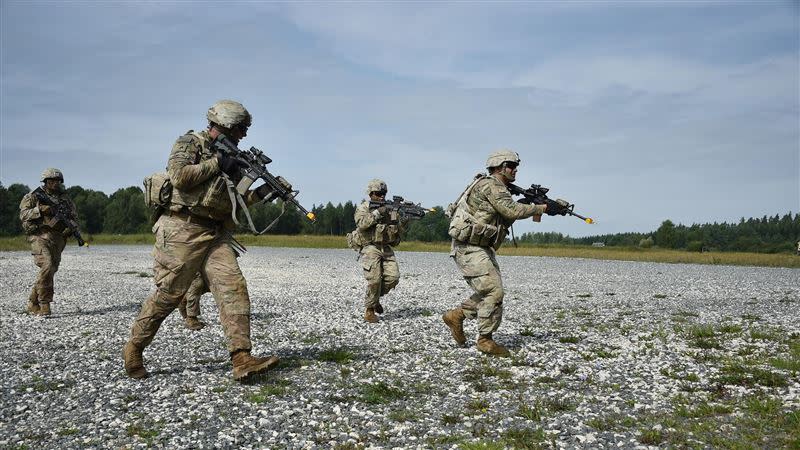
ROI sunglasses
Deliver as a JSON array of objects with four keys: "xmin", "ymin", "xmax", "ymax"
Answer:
[
  {"xmin": 371, "ymin": 191, "xmax": 387, "ymax": 196},
  {"xmin": 503, "ymin": 162, "xmax": 519, "ymax": 170}
]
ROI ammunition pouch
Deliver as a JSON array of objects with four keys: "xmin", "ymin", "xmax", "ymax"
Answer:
[
  {"xmin": 346, "ymin": 230, "xmax": 364, "ymax": 252},
  {"xmin": 448, "ymin": 206, "xmax": 506, "ymax": 249}
]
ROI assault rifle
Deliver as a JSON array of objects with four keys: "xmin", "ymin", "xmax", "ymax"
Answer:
[
  {"xmin": 507, "ymin": 183, "xmax": 593, "ymax": 224},
  {"xmin": 211, "ymin": 134, "xmax": 316, "ymax": 234},
  {"xmin": 32, "ymin": 188, "xmax": 87, "ymax": 246},
  {"xmin": 369, "ymin": 196, "xmax": 433, "ymax": 221}
]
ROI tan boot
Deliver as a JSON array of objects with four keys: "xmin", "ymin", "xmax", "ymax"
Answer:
[
  {"xmin": 364, "ymin": 307, "xmax": 379, "ymax": 323},
  {"xmin": 442, "ymin": 308, "xmax": 467, "ymax": 346},
  {"xmin": 374, "ymin": 302, "xmax": 384, "ymax": 314},
  {"xmin": 38, "ymin": 302, "xmax": 51, "ymax": 317},
  {"xmin": 231, "ymin": 350, "xmax": 279, "ymax": 382},
  {"xmin": 185, "ymin": 317, "xmax": 206, "ymax": 331},
  {"xmin": 123, "ymin": 342, "xmax": 149, "ymax": 379},
  {"xmin": 27, "ymin": 290, "xmax": 40, "ymax": 315},
  {"xmin": 476, "ymin": 334, "xmax": 510, "ymax": 357}
]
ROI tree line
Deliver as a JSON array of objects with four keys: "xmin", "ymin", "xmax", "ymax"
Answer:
[{"xmin": 2, "ymin": 182, "xmax": 797, "ymax": 253}]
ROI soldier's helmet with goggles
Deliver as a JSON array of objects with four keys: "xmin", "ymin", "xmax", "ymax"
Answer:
[
  {"xmin": 366, "ymin": 179, "xmax": 388, "ymax": 196},
  {"xmin": 40, "ymin": 168, "xmax": 64, "ymax": 182},
  {"xmin": 485, "ymin": 149, "xmax": 521, "ymax": 170},
  {"xmin": 207, "ymin": 100, "xmax": 252, "ymax": 130}
]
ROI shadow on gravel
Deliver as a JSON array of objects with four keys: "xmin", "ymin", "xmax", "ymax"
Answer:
[
  {"xmin": 381, "ymin": 307, "xmax": 435, "ymax": 320},
  {"xmin": 59, "ymin": 302, "xmax": 142, "ymax": 317}
]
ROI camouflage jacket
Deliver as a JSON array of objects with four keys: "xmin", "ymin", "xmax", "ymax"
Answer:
[
  {"xmin": 166, "ymin": 129, "xmax": 261, "ymax": 225},
  {"xmin": 353, "ymin": 200, "xmax": 406, "ymax": 247},
  {"xmin": 449, "ymin": 175, "xmax": 545, "ymax": 249},
  {"xmin": 19, "ymin": 187, "xmax": 78, "ymax": 237}
]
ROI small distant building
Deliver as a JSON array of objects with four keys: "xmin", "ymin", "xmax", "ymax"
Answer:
[{"xmin": 592, "ymin": 242, "xmax": 605, "ymax": 248}]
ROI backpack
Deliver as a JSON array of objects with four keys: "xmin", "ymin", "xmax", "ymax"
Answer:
[
  {"xmin": 346, "ymin": 230, "xmax": 363, "ymax": 252},
  {"xmin": 143, "ymin": 172, "xmax": 172, "ymax": 222}
]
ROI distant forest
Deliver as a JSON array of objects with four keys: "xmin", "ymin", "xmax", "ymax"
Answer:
[{"xmin": 1, "ymin": 182, "xmax": 798, "ymax": 253}]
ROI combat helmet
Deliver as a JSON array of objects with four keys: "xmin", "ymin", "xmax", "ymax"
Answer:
[
  {"xmin": 207, "ymin": 100, "xmax": 252, "ymax": 129},
  {"xmin": 40, "ymin": 168, "xmax": 64, "ymax": 182},
  {"xmin": 366, "ymin": 179, "xmax": 388, "ymax": 195},
  {"xmin": 485, "ymin": 149, "xmax": 520, "ymax": 170}
]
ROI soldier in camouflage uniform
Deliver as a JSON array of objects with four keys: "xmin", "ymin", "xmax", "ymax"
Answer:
[
  {"xmin": 123, "ymin": 100, "xmax": 290, "ymax": 382},
  {"xmin": 442, "ymin": 150, "xmax": 547, "ymax": 356},
  {"xmin": 18, "ymin": 168, "xmax": 81, "ymax": 316},
  {"xmin": 176, "ymin": 274, "xmax": 208, "ymax": 330},
  {"xmin": 352, "ymin": 179, "xmax": 406, "ymax": 323}
]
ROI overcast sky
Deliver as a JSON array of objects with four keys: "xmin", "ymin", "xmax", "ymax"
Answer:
[{"xmin": 1, "ymin": 1, "xmax": 798, "ymax": 237}]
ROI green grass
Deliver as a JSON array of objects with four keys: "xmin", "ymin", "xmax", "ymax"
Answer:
[
  {"xmin": 318, "ymin": 348, "xmax": 355, "ymax": 364},
  {"xmin": 247, "ymin": 379, "xmax": 292, "ymax": 403},
  {"xmin": 558, "ymin": 335, "xmax": 581, "ymax": 344},
  {"xmin": 387, "ymin": 408, "xmax": 419, "ymax": 422},
  {"xmin": 359, "ymin": 381, "xmax": 406, "ymax": 404},
  {"xmin": 518, "ymin": 402, "xmax": 543, "ymax": 421},
  {"xmin": 3, "ymin": 234, "xmax": 799, "ymax": 267}
]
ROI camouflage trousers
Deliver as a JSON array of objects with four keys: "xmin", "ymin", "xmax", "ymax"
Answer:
[
  {"xmin": 179, "ymin": 274, "xmax": 208, "ymax": 318},
  {"xmin": 451, "ymin": 242, "xmax": 504, "ymax": 335},
  {"xmin": 27, "ymin": 232, "xmax": 67, "ymax": 305},
  {"xmin": 128, "ymin": 215, "xmax": 252, "ymax": 353},
  {"xmin": 360, "ymin": 244, "xmax": 400, "ymax": 308}
]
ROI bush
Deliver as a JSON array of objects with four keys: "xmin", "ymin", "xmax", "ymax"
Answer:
[
  {"xmin": 686, "ymin": 241, "xmax": 704, "ymax": 252},
  {"xmin": 639, "ymin": 237, "xmax": 654, "ymax": 248}
]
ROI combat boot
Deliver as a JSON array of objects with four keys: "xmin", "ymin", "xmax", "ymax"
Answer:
[
  {"xmin": 476, "ymin": 334, "xmax": 510, "ymax": 357},
  {"xmin": 374, "ymin": 302, "xmax": 384, "ymax": 314},
  {"xmin": 185, "ymin": 317, "xmax": 206, "ymax": 331},
  {"xmin": 123, "ymin": 342, "xmax": 149, "ymax": 379},
  {"xmin": 231, "ymin": 350, "xmax": 279, "ymax": 382},
  {"xmin": 27, "ymin": 290, "xmax": 40, "ymax": 315},
  {"xmin": 38, "ymin": 302, "xmax": 51, "ymax": 317},
  {"xmin": 442, "ymin": 308, "xmax": 466, "ymax": 346},
  {"xmin": 364, "ymin": 307, "xmax": 379, "ymax": 323}
]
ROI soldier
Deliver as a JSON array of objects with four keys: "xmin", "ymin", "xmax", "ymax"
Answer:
[
  {"xmin": 177, "ymin": 274, "xmax": 208, "ymax": 331},
  {"xmin": 442, "ymin": 150, "xmax": 547, "ymax": 356},
  {"xmin": 122, "ymin": 100, "xmax": 289, "ymax": 382},
  {"xmin": 19, "ymin": 168, "xmax": 81, "ymax": 316},
  {"xmin": 352, "ymin": 179, "xmax": 406, "ymax": 323}
]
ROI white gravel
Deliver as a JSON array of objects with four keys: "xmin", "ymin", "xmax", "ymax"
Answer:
[{"xmin": 0, "ymin": 245, "xmax": 798, "ymax": 449}]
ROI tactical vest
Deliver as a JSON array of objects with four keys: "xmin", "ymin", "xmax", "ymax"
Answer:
[
  {"xmin": 447, "ymin": 175, "xmax": 509, "ymax": 250},
  {"xmin": 354, "ymin": 203, "xmax": 402, "ymax": 247},
  {"xmin": 168, "ymin": 131, "xmax": 235, "ymax": 220}
]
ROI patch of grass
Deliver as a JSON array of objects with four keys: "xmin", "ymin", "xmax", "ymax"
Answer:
[
  {"xmin": 301, "ymin": 335, "xmax": 321, "ymax": 345},
  {"xmin": 690, "ymin": 338, "xmax": 722, "ymax": 350},
  {"xmin": 770, "ymin": 355, "xmax": 800, "ymax": 372},
  {"xmin": 558, "ymin": 335, "xmax": 581, "ymax": 344},
  {"xmin": 560, "ymin": 364, "xmax": 578, "ymax": 375},
  {"xmin": 718, "ymin": 323, "xmax": 742, "ymax": 333},
  {"xmin": 247, "ymin": 379, "xmax": 292, "ymax": 403},
  {"xmin": 211, "ymin": 386, "xmax": 227, "ymax": 393},
  {"xmin": 318, "ymin": 348, "xmax": 355, "ymax": 364},
  {"xmin": 594, "ymin": 348, "xmax": 615, "ymax": 358},
  {"xmin": 460, "ymin": 441, "xmax": 506, "ymax": 450},
  {"xmin": 359, "ymin": 381, "xmax": 406, "ymax": 404},
  {"xmin": 501, "ymin": 427, "xmax": 547, "ymax": 449},
  {"xmin": 575, "ymin": 293, "xmax": 592, "ymax": 298},
  {"xmin": 57, "ymin": 428, "xmax": 79, "ymax": 436},
  {"xmin": 441, "ymin": 413, "xmax": 460, "ymax": 425},
  {"xmin": 688, "ymin": 324, "xmax": 715, "ymax": 338},
  {"xmin": 535, "ymin": 375, "xmax": 558, "ymax": 384},
  {"xmin": 463, "ymin": 362, "xmax": 512, "ymax": 382},
  {"xmin": 639, "ymin": 428, "xmax": 663, "ymax": 445},
  {"xmin": 387, "ymin": 408, "xmax": 419, "ymax": 422},
  {"xmin": 518, "ymin": 402, "xmax": 543, "ymax": 421},
  {"xmin": 126, "ymin": 420, "xmax": 161, "ymax": 444},
  {"xmin": 426, "ymin": 435, "xmax": 465, "ymax": 446},
  {"xmin": 750, "ymin": 327, "xmax": 783, "ymax": 342},
  {"xmin": 520, "ymin": 327, "xmax": 535, "ymax": 337},
  {"xmin": 467, "ymin": 398, "xmax": 490, "ymax": 411},
  {"xmin": 716, "ymin": 363, "xmax": 788, "ymax": 387},
  {"xmin": 741, "ymin": 313, "xmax": 761, "ymax": 321},
  {"xmin": 545, "ymin": 397, "xmax": 576, "ymax": 413},
  {"xmin": 653, "ymin": 294, "xmax": 668, "ymax": 299}
]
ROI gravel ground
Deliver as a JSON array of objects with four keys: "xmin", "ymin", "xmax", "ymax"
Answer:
[{"xmin": 0, "ymin": 245, "xmax": 798, "ymax": 449}]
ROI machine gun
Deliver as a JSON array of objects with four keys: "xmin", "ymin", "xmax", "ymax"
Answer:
[
  {"xmin": 369, "ymin": 196, "xmax": 433, "ymax": 221},
  {"xmin": 211, "ymin": 134, "xmax": 316, "ymax": 234},
  {"xmin": 32, "ymin": 189, "xmax": 87, "ymax": 246},
  {"xmin": 507, "ymin": 183, "xmax": 593, "ymax": 224}
]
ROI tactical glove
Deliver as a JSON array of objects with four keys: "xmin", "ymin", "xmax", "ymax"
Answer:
[
  {"xmin": 39, "ymin": 204, "xmax": 52, "ymax": 215},
  {"xmin": 217, "ymin": 155, "xmax": 248, "ymax": 176}
]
